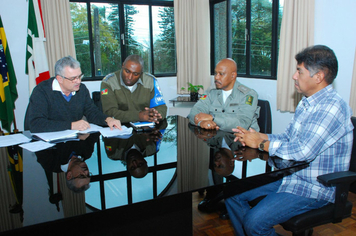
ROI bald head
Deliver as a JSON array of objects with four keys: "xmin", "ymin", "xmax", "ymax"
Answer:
[
  {"xmin": 214, "ymin": 58, "xmax": 238, "ymax": 91},
  {"xmin": 218, "ymin": 58, "xmax": 237, "ymax": 73}
]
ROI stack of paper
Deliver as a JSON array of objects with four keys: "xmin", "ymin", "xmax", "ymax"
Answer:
[
  {"xmin": 0, "ymin": 123, "xmax": 133, "ymax": 152},
  {"xmin": 99, "ymin": 125, "xmax": 133, "ymax": 137},
  {"xmin": 31, "ymin": 130, "xmax": 79, "ymax": 142},
  {"xmin": 20, "ymin": 141, "xmax": 55, "ymax": 152},
  {"xmin": 77, "ymin": 124, "xmax": 103, "ymax": 134},
  {"xmin": 0, "ymin": 133, "xmax": 32, "ymax": 148}
]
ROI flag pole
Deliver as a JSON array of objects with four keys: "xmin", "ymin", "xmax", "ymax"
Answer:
[{"xmin": 12, "ymin": 111, "xmax": 18, "ymax": 133}]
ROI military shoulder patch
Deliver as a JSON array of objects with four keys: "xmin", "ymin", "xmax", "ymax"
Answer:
[
  {"xmin": 237, "ymin": 85, "xmax": 251, "ymax": 94},
  {"xmin": 103, "ymin": 73, "xmax": 114, "ymax": 82},
  {"xmin": 245, "ymin": 95, "xmax": 254, "ymax": 106},
  {"xmin": 145, "ymin": 72, "xmax": 155, "ymax": 79},
  {"xmin": 101, "ymin": 88, "xmax": 108, "ymax": 95}
]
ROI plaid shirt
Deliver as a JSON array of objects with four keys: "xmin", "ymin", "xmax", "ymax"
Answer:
[{"xmin": 268, "ymin": 85, "xmax": 353, "ymax": 202}]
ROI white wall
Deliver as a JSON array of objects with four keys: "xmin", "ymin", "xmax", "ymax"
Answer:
[
  {"xmin": 0, "ymin": 0, "xmax": 355, "ymax": 134},
  {"xmin": 314, "ymin": 0, "xmax": 356, "ymax": 104}
]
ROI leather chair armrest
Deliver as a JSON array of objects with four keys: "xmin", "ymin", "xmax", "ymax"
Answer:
[
  {"xmin": 317, "ymin": 171, "xmax": 356, "ymax": 222},
  {"xmin": 318, "ymin": 171, "xmax": 356, "ymax": 185}
]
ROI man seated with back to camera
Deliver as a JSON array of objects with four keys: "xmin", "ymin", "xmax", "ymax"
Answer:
[
  {"xmin": 228, "ymin": 45, "xmax": 354, "ymax": 236},
  {"xmin": 100, "ymin": 54, "xmax": 167, "ymax": 124},
  {"xmin": 24, "ymin": 56, "xmax": 122, "ymax": 133},
  {"xmin": 188, "ymin": 58, "xmax": 260, "ymax": 132}
]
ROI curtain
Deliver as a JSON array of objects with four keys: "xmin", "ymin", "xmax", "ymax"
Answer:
[
  {"xmin": 349, "ymin": 48, "xmax": 356, "ymax": 114},
  {"xmin": 41, "ymin": 0, "xmax": 76, "ymax": 77},
  {"xmin": 174, "ymin": 0, "xmax": 211, "ymax": 94},
  {"xmin": 276, "ymin": 0, "xmax": 315, "ymax": 112}
]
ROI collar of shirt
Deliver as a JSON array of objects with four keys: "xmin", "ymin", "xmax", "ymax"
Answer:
[
  {"xmin": 61, "ymin": 160, "xmax": 70, "ymax": 172},
  {"xmin": 221, "ymin": 137, "xmax": 230, "ymax": 150},
  {"xmin": 53, "ymin": 78, "xmax": 76, "ymax": 96},
  {"xmin": 61, "ymin": 154, "xmax": 83, "ymax": 172},
  {"xmin": 119, "ymin": 72, "xmax": 143, "ymax": 93},
  {"xmin": 222, "ymin": 89, "xmax": 232, "ymax": 103},
  {"xmin": 124, "ymin": 144, "xmax": 144, "ymax": 159},
  {"xmin": 302, "ymin": 84, "xmax": 333, "ymax": 109}
]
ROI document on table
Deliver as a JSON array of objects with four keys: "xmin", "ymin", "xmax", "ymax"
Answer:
[
  {"xmin": 0, "ymin": 133, "xmax": 32, "ymax": 148},
  {"xmin": 77, "ymin": 123, "xmax": 102, "ymax": 134},
  {"xmin": 31, "ymin": 130, "xmax": 79, "ymax": 142},
  {"xmin": 20, "ymin": 141, "xmax": 55, "ymax": 152},
  {"xmin": 99, "ymin": 125, "xmax": 133, "ymax": 137}
]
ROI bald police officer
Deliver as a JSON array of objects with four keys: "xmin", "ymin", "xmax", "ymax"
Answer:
[{"xmin": 188, "ymin": 58, "xmax": 260, "ymax": 132}]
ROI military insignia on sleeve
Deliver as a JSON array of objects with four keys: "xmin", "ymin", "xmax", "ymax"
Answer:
[
  {"xmin": 101, "ymin": 88, "xmax": 108, "ymax": 95},
  {"xmin": 245, "ymin": 96, "xmax": 253, "ymax": 105}
]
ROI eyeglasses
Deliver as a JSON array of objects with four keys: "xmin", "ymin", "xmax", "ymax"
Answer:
[
  {"xmin": 70, "ymin": 172, "xmax": 92, "ymax": 181},
  {"xmin": 60, "ymin": 73, "xmax": 84, "ymax": 81}
]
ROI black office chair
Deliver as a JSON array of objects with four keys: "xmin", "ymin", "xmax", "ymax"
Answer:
[
  {"xmin": 257, "ymin": 99, "xmax": 272, "ymax": 173},
  {"xmin": 233, "ymin": 99, "xmax": 273, "ymax": 177},
  {"xmin": 257, "ymin": 99, "xmax": 272, "ymax": 134},
  {"xmin": 92, "ymin": 91, "xmax": 103, "ymax": 112},
  {"xmin": 280, "ymin": 116, "xmax": 356, "ymax": 236}
]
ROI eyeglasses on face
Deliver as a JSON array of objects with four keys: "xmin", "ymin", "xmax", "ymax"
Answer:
[
  {"xmin": 70, "ymin": 172, "xmax": 92, "ymax": 181},
  {"xmin": 60, "ymin": 73, "xmax": 84, "ymax": 81}
]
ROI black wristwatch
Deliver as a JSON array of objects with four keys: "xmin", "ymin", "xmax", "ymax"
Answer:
[{"xmin": 258, "ymin": 139, "xmax": 268, "ymax": 152}]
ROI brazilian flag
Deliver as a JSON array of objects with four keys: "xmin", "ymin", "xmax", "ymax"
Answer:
[
  {"xmin": 0, "ymin": 16, "xmax": 18, "ymax": 133},
  {"xmin": 7, "ymin": 145, "xmax": 23, "ymax": 221}
]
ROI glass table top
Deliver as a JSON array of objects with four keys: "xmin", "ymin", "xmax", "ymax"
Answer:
[{"xmin": 0, "ymin": 115, "xmax": 308, "ymax": 233}]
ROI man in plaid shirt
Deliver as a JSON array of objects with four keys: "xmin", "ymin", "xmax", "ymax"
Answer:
[{"xmin": 227, "ymin": 45, "xmax": 354, "ymax": 236}]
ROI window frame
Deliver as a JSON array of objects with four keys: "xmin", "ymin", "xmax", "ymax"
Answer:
[
  {"xmin": 210, "ymin": 0, "xmax": 281, "ymax": 80},
  {"xmin": 70, "ymin": 0, "xmax": 175, "ymax": 81}
]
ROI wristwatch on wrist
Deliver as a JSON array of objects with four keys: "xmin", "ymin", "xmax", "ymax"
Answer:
[{"xmin": 258, "ymin": 139, "xmax": 268, "ymax": 152}]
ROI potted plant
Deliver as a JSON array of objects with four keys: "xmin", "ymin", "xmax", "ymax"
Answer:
[{"xmin": 181, "ymin": 83, "xmax": 204, "ymax": 102}]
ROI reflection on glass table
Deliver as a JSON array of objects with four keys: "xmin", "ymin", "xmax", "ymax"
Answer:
[{"xmin": 85, "ymin": 117, "xmax": 176, "ymax": 210}]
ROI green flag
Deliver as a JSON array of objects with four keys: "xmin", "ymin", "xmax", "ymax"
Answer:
[{"xmin": 0, "ymin": 16, "xmax": 18, "ymax": 133}]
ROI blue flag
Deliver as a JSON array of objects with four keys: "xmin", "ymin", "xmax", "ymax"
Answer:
[{"xmin": 150, "ymin": 78, "xmax": 166, "ymax": 108}]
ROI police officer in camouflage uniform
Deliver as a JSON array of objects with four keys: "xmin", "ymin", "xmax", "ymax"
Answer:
[
  {"xmin": 188, "ymin": 58, "xmax": 260, "ymax": 132},
  {"xmin": 100, "ymin": 55, "xmax": 167, "ymax": 124}
]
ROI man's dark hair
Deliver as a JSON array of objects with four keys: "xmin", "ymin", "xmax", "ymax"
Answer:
[{"xmin": 295, "ymin": 45, "xmax": 338, "ymax": 84}]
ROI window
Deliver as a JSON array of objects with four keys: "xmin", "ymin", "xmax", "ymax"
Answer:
[
  {"xmin": 70, "ymin": 1, "xmax": 176, "ymax": 81},
  {"xmin": 211, "ymin": 0, "xmax": 283, "ymax": 79}
]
